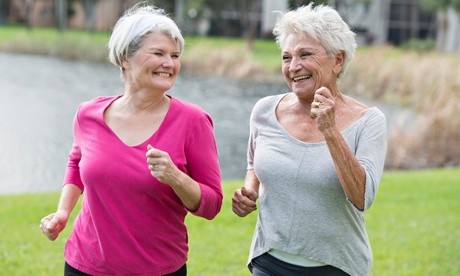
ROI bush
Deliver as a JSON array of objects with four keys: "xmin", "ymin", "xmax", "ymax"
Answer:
[{"xmin": 400, "ymin": 39, "xmax": 436, "ymax": 52}]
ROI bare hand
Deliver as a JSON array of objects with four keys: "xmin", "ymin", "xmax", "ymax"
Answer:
[
  {"xmin": 146, "ymin": 145, "xmax": 179, "ymax": 186},
  {"xmin": 310, "ymin": 86, "xmax": 337, "ymax": 131},
  {"xmin": 232, "ymin": 187, "xmax": 258, "ymax": 217},
  {"xmin": 39, "ymin": 211, "xmax": 68, "ymax": 241}
]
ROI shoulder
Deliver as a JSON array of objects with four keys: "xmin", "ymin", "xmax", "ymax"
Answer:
[
  {"xmin": 170, "ymin": 96, "xmax": 212, "ymax": 123},
  {"xmin": 171, "ymin": 96, "xmax": 206, "ymax": 114},
  {"xmin": 255, "ymin": 93, "xmax": 285, "ymax": 106},
  {"xmin": 75, "ymin": 95, "xmax": 120, "ymax": 122},
  {"xmin": 341, "ymin": 95, "xmax": 386, "ymax": 123},
  {"xmin": 79, "ymin": 95, "xmax": 119, "ymax": 111},
  {"xmin": 352, "ymin": 107, "xmax": 387, "ymax": 136},
  {"xmin": 365, "ymin": 107, "xmax": 387, "ymax": 127},
  {"xmin": 253, "ymin": 93, "xmax": 286, "ymax": 113}
]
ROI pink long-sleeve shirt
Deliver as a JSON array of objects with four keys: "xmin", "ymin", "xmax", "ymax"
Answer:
[{"xmin": 62, "ymin": 95, "xmax": 222, "ymax": 275}]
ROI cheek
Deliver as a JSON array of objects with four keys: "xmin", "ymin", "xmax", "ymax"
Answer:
[
  {"xmin": 282, "ymin": 64, "xmax": 290, "ymax": 77},
  {"xmin": 175, "ymin": 60, "xmax": 181, "ymax": 72},
  {"xmin": 281, "ymin": 65, "xmax": 293, "ymax": 88},
  {"xmin": 311, "ymin": 57, "xmax": 323, "ymax": 67}
]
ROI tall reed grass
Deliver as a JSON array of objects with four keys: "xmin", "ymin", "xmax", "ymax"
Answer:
[{"xmin": 341, "ymin": 47, "xmax": 460, "ymax": 169}]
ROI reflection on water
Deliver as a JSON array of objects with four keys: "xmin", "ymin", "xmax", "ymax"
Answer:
[{"xmin": 0, "ymin": 53, "xmax": 286, "ymax": 194}]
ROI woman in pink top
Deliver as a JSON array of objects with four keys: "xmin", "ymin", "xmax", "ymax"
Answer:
[{"xmin": 39, "ymin": 3, "xmax": 223, "ymax": 275}]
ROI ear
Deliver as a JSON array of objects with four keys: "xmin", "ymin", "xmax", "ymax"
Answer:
[
  {"xmin": 121, "ymin": 55, "xmax": 130, "ymax": 70},
  {"xmin": 332, "ymin": 50, "xmax": 345, "ymax": 75}
]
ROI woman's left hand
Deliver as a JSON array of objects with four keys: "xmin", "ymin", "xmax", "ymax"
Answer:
[
  {"xmin": 310, "ymin": 86, "xmax": 337, "ymax": 132},
  {"xmin": 146, "ymin": 145, "xmax": 179, "ymax": 186}
]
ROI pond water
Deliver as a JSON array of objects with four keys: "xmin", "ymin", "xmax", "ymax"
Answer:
[{"xmin": 0, "ymin": 52, "xmax": 287, "ymax": 194}]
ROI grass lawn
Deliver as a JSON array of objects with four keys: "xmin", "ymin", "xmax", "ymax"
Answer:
[
  {"xmin": 364, "ymin": 168, "xmax": 460, "ymax": 275},
  {"xmin": 0, "ymin": 167, "xmax": 458, "ymax": 275}
]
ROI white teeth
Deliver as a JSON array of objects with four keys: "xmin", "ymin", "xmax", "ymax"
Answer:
[
  {"xmin": 293, "ymin": 75, "xmax": 311, "ymax": 82},
  {"xmin": 157, "ymin": 73, "xmax": 170, "ymax": 77}
]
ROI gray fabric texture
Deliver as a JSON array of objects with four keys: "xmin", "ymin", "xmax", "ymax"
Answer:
[{"xmin": 246, "ymin": 93, "xmax": 387, "ymax": 276}]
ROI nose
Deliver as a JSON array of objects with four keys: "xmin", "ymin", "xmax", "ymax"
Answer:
[
  {"xmin": 289, "ymin": 56, "xmax": 302, "ymax": 72},
  {"xmin": 162, "ymin": 55, "xmax": 175, "ymax": 68}
]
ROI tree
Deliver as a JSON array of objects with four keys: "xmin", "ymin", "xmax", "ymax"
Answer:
[
  {"xmin": 24, "ymin": 0, "xmax": 34, "ymax": 29},
  {"xmin": 420, "ymin": 0, "xmax": 460, "ymax": 52},
  {"xmin": 80, "ymin": 0, "xmax": 98, "ymax": 31},
  {"xmin": 0, "ymin": 0, "xmax": 11, "ymax": 25},
  {"xmin": 56, "ymin": 0, "xmax": 67, "ymax": 32},
  {"xmin": 239, "ymin": 0, "xmax": 261, "ymax": 49}
]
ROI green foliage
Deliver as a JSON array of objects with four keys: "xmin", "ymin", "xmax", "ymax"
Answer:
[
  {"xmin": 288, "ymin": 0, "xmax": 373, "ymax": 9},
  {"xmin": 0, "ymin": 168, "xmax": 459, "ymax": 275},
  {"xmin": 289, "ymin": 0, "xmax": 317, "ymax": 8},
  {"xmin": 420, "ymin": 0, "xmax": 460, "ymax": 12},
  {"xmin": 400, "ymin": 38, "xmax": 436, "ymax": 52}
]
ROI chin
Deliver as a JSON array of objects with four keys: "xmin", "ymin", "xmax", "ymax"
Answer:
[{"xmin": 293, "ymin": 88, "xmax": 315, "ymax": 98}]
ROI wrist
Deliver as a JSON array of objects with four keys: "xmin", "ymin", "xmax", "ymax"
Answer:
[
  {"xmin": 320, "ymin": 124, "xmax": 336, "ymax": 136},
  {"xmin": 55, "ymin": 209, "xmax": 70, "ymax": 220}
]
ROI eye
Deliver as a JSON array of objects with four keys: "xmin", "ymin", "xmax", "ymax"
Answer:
[
  {"xmin": 301, "ymin": 52, "xmax": 312, "ymax": 57},
  {"xmin": 171, "ymin": 54, "xmax": 180, "ymax": 59},
  {"xmin": 282, "ymin": 55, "xmax": 291, "ymax": 61},
  {"xmin": 154, "ymin": 52, "xmax": 163, "ymax": 56}
]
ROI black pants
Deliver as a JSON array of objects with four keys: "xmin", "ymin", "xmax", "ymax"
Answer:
[
  {"xmin": 64, "ymin": 262, "xmax": 187, "ymax": 276},
  {"xmin": 251, "ymin": 253, "xmax": 349, "ymax": 276}
]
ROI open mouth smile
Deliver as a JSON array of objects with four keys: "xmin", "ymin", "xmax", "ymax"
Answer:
[
  {"xmin": 155, "ymin": 72, "xmax": 172, "ymax": 77},
  {"xmin": 292, "ymin": 75, "xmax": 312, "ymax": 82}
]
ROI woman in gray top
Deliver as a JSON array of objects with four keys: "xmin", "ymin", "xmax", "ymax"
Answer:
[{"xmin": 232, "ymin": 3, "xmax": 387, "ymax": 276}]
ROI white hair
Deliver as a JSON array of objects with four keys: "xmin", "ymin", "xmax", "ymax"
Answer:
[
  {"xmin": 273, "ymin": 3, "xmax": 356, "ymax": 79},
  {"xmin": 108, "ymin": 3, "xmax": 184, "ymax": 70}
]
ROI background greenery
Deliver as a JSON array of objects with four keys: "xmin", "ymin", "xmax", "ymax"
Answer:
[{"xmin": 0, "ymin": 167, "xmax": 459, "ymax": 275}]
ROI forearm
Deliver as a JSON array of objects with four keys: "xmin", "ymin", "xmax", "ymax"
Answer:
[
  {"xmin": 244, "ymin": 169, "xmax": 260, "ymax": 195},
  {"xmin": 322, "ymin": 127, "xmax": 366, "ymax": 210},
  {"xmin": 57, "ymin": 184, "xmax": 82, "ymax": 217},
  {"xmin": 171, "ymin": 171, "xmax": 202, "ymax": 212}
]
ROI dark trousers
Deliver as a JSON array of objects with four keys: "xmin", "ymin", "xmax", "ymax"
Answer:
[
  {"xmin": 64, "ymin": 262, "xmax": 187, "ymax": 276},
  {"xmin": 251, "ymin": 253, "xmax": 349, "ymax": 276}
]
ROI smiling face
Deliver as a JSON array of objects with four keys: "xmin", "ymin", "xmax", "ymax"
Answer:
[
  {"xmin": 281, "ymin": 34, "xmax": 342, "ymax": 99},
  {"xmin": 123, "ymin": 31, "xmax": 181, "ymax": 93}
]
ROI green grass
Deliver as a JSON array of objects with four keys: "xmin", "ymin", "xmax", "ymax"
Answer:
[
  {"xmin": 184, "ymin": 36, "xmax": 281, "ymax": 72},
  {"xmin": 1, "ymin": 167, "xmax": 459, "ymax": 275},
  {"xmin": 364, "ymin": 168, "xmax": 460, "ymax": 275},
  {"xmin": 0, "ymin": 26, "xmax": 110, "ymax": 62},
  {"xmin": 0, "ymin": 25, "xmax": 110, "ymax": 45},
  {"xmin": 0, "ymin": 26, "xmax": 282, "ymax": 73}
]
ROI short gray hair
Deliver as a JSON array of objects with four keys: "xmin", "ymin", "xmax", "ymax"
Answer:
[
  {"xmin": 108, "ymin": 3, "xmax": 184, "ymax": 70},
  {"xmin": 273, "ymin": 3, "xmax": 356, "ymax": 79}
]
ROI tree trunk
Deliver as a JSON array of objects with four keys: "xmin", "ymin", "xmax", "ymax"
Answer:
[
  {"xmin": 55, "ymin": 0, "xmax": 67, "ymax": 32},
  {"xmin": 445, "ymin": 7, "xmax": 460, "ymax": 52},
  {"xmin": 436, "ymin": 7, "xmax": 460, "ymax": 53},
  {"xmin": 84, "ymin": 0, "xmax": 96, "ymax": 32},
  {"xmin": 0, "ymin": 0, "xmax": 11, "ymax": 25},
  {"xmin": 242, "ymin": 0, "xmax": 261, "ymax": 50}
]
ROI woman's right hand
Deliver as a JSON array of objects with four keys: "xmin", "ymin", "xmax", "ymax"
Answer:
[
  {"xmin": 232, "ymin": 187, "xmax": 258, "ymax": 217},
  {"xmin": 39, "ymin": 210, "xmax": 68, "ymax": 241}
]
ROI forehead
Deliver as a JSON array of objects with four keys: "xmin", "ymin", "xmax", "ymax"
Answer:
[
  {"xmin": 281, "ymin": 33, "xmax": 324, "ymax": 52},
  {"xmin": 142, "ymin": 31, "xmax": 179, "ymax": 50}
]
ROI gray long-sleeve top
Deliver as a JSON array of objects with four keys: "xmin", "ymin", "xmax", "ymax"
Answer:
[{"xmin": 247, "ymin": 93, "xmax": 387, "ymax": 276}]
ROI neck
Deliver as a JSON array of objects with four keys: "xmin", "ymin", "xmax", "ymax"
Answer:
[
  {"xmin": 119, "ymin": 93, "xmax": 167, "ymax": 114},
  {"xmin": 297, "ymin": 99, "xmax": 316, "ymax": 120}
]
